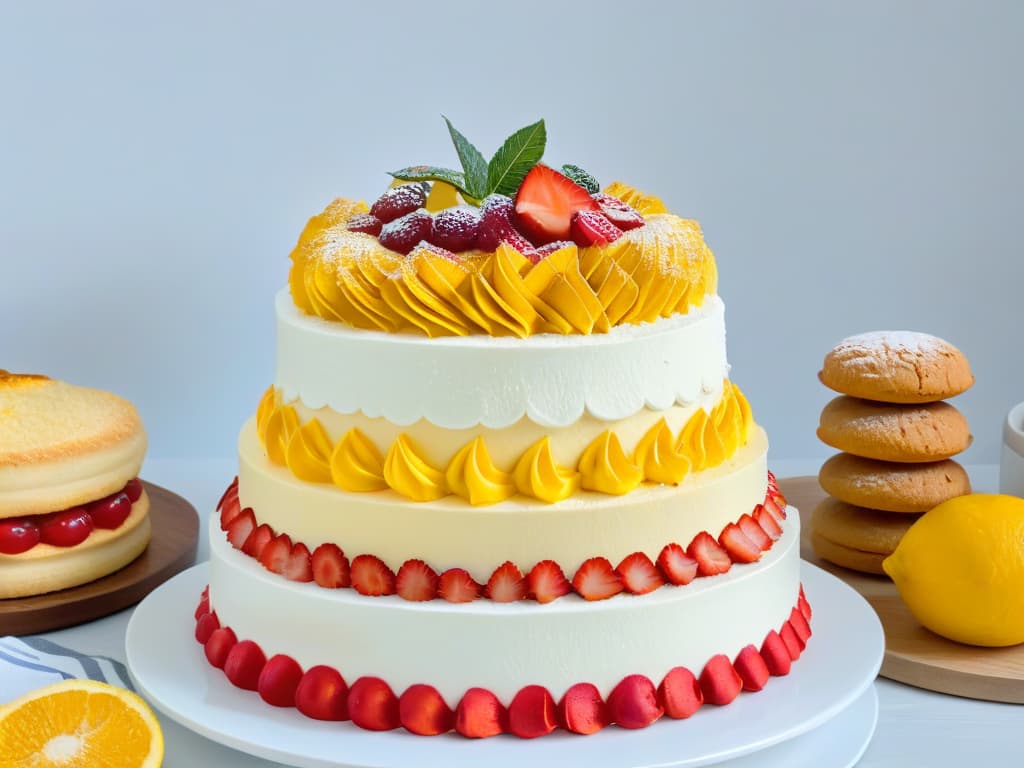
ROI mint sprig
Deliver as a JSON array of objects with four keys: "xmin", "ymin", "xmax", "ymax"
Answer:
[
  {"xmin": 487, "ymin": 119, "xmax": 547, "ymax": 196},
  {"xmin": 445, "ymin": 117, "xmax": 489, "ymax": 200},
  {"xmin": 561, "ymin": 164, "xmax": 600, "ymax": 194}
]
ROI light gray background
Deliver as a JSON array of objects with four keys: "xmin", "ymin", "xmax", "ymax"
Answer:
[{"xmin": 2, "ymin": 1, "xmax": 1021, "ymax": 464}]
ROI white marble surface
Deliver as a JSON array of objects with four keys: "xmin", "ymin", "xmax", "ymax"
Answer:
[{"xmin": 9, "ymin": 459, "xmax": 1021, "ymax": 767}]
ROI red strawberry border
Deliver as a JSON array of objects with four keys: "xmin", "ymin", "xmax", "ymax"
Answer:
[
  {"xmin": 217, "ymin": 472, "xmax": 790, "ymax": 605},
  {"xmin": 194, "ymin": 584, "xmax": 812, "ymax": 738}
]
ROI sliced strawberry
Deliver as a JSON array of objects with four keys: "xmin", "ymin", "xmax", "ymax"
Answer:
[
  {"xmin": 514, "ymin": 165, "xmax": 599, "ymax": 245},
  {"xmin": 241, "ymin": 523, "xmax": 274, "ymax": 558},
  {"xmin": 195, "ymin": 612, "xmax": 220, "ymax": 644},
  {"xmin": 284, "ymin": 542, "xmax": 314, "ymax": 582},
  {"xmin": 699, "ymin": 654, "xmax": 742, "ymax": 706},
  {"xmin": 719, "ymin": 523, "xmax": 762, "ymax": 564},
  {"xmin": 225, "ymin": 508, "xmax": 255, "ymax": 550},
  {"xmin": 295, "ymin": 665, "xmax": 349, "ymax": 721},
  {"xmin": 616, "ymin": 552, "xmax": 664, "ymax": 595},
  {"xmin": 346, "ymin": 213, "xmax": 383, "ymax": 236},
  {"xmin": 194, "ymin": 594, "xmax": 210, "ymax": 620},
  {"xmin": 215, "ymin": 477, "xmax": 238, "ymax": 513},
  {"xmin": 763, "ymin": 496, "xmax": 787, "ymax": 522},
  {"xmin": 311, "ymin": 543, "xmax": 350, "ymax": 588},
  {"xmin": 204, "ymin": 627, "xmax": 237, "ymax": 669},
  {"xmin": 399, "ymin": 684, "xmax": 454, "ymax": 736},
  {"xmin": 508, "ymin": 685, "xmax": 557, "ymax": 739},
  {"xmin": 798, "ymin": 591, "xmax": 813, "ymax": 622},
  {"xmin": 258, "ymin": 654, "xmax": 303, "ymax": 707},
  {"xmin": 790, "ymin": 607, "xmax": 812, "ymax": 644},
  {"xmin": 658, "ymin": 667, "xmax": 703, "ymax": 719},
  {"xmin": 350, "ymin": 554, "xmax": 396, "ymax": 596},
  {"xmin": 258, "ymin": 533, "xmax": 293, "ymax": 575},
  {"xmin": 455, "ymin": 687, "xmax": 507, "ymax": 738},
  {"xmin": 781, "ymin": 620, "xmax": 805, "ymax": 658},
  {"xmin": 526, "ymin": 560, "xmax": 571, "ymax": 604},
  {"xmin": 761, "ymin": 629, "xmax": 792, "ymax": 676},
  {"xmin": 734, "ymin": 645, "xmax": 770, "ymax": 692},
  {"xmin": 608, "ymin": 674, "xmax": 663, "ymax": 730},
  {"xmin": 485, "ymin": 561, "xmax": 526, "ymax": 603},
  {"xmin": 754, "ymin": 504, "xmax": 783, "ymax": 541},
  {"xmin": 656, "ymin": 543, "xmax": 699, "ymax": 586},
  {"xmin": 737, "ymin": 514, "xmax": 772, "ymax": 552},
  {"xmin": 767, "ymin": 470, "xmax": 780, "ymax": 494},
  {"xmin": 592, "ymin": 192, "xmax": 645, "ymax": 231},
  {"xmin": 219, "ymin": 491, "xmax": 242, "ymax": 531},
  {"xmin": 348, "ymin": 677, "xmax": 400, "ymax": 731},
  {"xmin": 224, "ymin": 640, "xmax": 267, "ymax": 691},
  {"xmin": 557, "ymin": 682, "xmax": 608, "ymax": 735},
  {"xmin": 767, "ymin": 471, "xmax": 787, "ymax": 507},
  {"xmin": 438, "ymin": 568, "xmax": 481, "ymax": 603},
  {"xmin": 396, "ymin": 559, "xmax": 439, "ymax": 602},
  {"xmin": 571, "ymin": 557, "xmax": 624, "ymax": 601},
  {"xmin": 570, "ymin": 210, "xmax": 623, "ymax": 247},
  {"xmin": 687, "ymin": 532, "xmax": 732, "ymax": 576}
]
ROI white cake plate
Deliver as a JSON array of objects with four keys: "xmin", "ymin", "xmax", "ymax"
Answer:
[{"xmin": 126, "ymin": 561, "xmax": 882, "ymax": 768}]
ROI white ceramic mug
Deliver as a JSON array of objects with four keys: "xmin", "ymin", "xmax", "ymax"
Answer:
[{"xmin": 1000, "ymin": 401, "xmax": 1024, "ymax": 498}]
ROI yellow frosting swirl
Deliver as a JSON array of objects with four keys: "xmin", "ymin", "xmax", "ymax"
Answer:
[
  {"xmin": 446, "ymin": 437, "xmax": 516, "ymax": 506},
  {"xmin": 676, "ymin": 381, "xmax": 751, "ymax": 472},
  {"xmin": 264, "ymin": 405, "xmax": 300, "ymax": 466},
  {"xmin": 383, "ymin": 434, "xmax": 447, "ymax": 502},
  {"xmin": 578, "ymin": 431, "xmax": 644, "ymax": 495},
  {"xmin": 330, "ymin": 428, "xmax": 388, "ymax": 492},
  {"xmin": 512, "ymin": 437, "xmax": 580, "ymax": 504},
  {"xmin": 633, "ymin": 418, "xmax": 692, "ymax": 485},
  {"xmin": 255, "ymin": 385, "xmax": 277, "ymax": 441},
  {"xmin": 285, "ymin": 418, "xmax": 333, "ymax": 484}
]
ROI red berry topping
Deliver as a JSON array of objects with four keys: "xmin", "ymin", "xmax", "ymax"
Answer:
[
  {"xmin": 687, "ymin": 531, "xmax": 732, "ymax": 576},
  {"xmin": 570, "ymin": 210, "xmax": 624, "ymax": 247},
  {"xmin": 399, "ymin": 684, "xmax": 454, "ymax": 736},
  {"xmin": 38, "ymin": 508, "xmax": 94, "ymax": 548},
  {"xmin": 475, "ymin": 194, "xmax": 537, "ymax": 256},
  {"xmin": 295, "ymin": 665, "xmax": 349, "ymax": 721},
  {"xmin": 258, "ymin": 533, "xmax": 293, "ymax": 575},
  {"xmin": 225, "ymin": 508, "xmax": 256, "ymax": 550},
  {"xmin": 700, "ymin": 654, "xmax": 743, "ymax": 706},
  {"xmin": 348, "ymin": 677, "xmax": 401, "ymax": 731},
  {"xmin": 738, "ymin": 513, "xmax": 773, "ymax": 552},
  {"xmin": 311, "ymin": 543, "xmax": 350, "ymax": 588},
  {"xmin": 485, "ymin": 561, "xmax": 526, "ymax": 603},
  {"xmin": 283, "ymin": 542, "xmax": 314, "ymax": 583},
  {"xmin": 224, "ymin": 640, "xmax": 267, "ymax": 692},
  {"xmin": 656, "ymin": 542, "xmax": 698, "ymax": 586},
  {"xmin": 350, "ymin": 554, "xmax": 396, "ymax": 596},
  {"xmin": 219, "ymin": 485, "xmax": 242, "ymax": 531},
  {"xmin": 455, "ymin": 687, "xmax": 506, "ymax": 739},
  {"xmin": 798, "ymin": 591, "xmax": 813, "ymax": 622},
  {"xmin": 508, "ymin": 685, "xmax": 557, "ymax": 739},
  {"xmin": 781, "ymin": 621, "xmax": 805, "ymax": 659},
  {"xmin": 763, "ymin": 497, "xmax": 787, "ymax": 523},
  {"xmin": 572, "ymin": 556, "xmax": 624, "ymax": 601},
  {"xmin": 734, "ymin": 644, "xmax": 770, "ymax": 692},
  {"xmin": 429, "ymin": 207, "xmax": 480, "ymax": 252},
  {"xmin": 204, "ymin": 627, "xmax": 238, "ymax": 669},
  {"xmin": 557, "ymin": 682, "xmax": 608, "ymax": 735},
  {"xmin": 378, "ymin": 209, "xmax": 433, "ymax": 255},
  {"xmin": 369, "ymin": 183, "xmax": 428, "ymax": 223},
  {"xmin": 719, "ymin": 523, "xmax": 762, "ymax": 564},
  {"xmin": 526, "ymin": 560, "xmax": 571, "ymax": 604},
  {"xmin": 592, "ymin": 193, "xmax": 645, "ymax": 231},
  {"xmin": 658, "ymin": 666, "xmax": 703, "ymax": 719},
  {"xmin": 194, "ymin": 594, "xmax": 209, "ymax": 620},
  {"xmin": 608, "ymin": 675, "xmax": 663, "ymax": 730},
  {"xmin": 616, "ymin": 552, "xmax": 664, "ymax": 595},
  {"xmin": 241, "ymin": 523, "xmax": 274, "ymax": 559},
  {"xmin": 87, "ymin": 491, "xmax": 132, "ymax": 530},
  {"xmin": 395, "ymin": 559, "xmax": 439, "ymax": 602},
  {"xmin": 514, "ymin": 165, "xmax": 600, "ymax": 244},
  {"xmin": 0, "ymin": 519, "xmax": 40, "ymax": 555},
  {"xmin": 753, "ymin": 504, "xmax": 783, "ymax": 541},
  {"xmin": 438, "ymin": 568, "xmax": 481, "ymax": 603},
  {"xmin": 124, "ymin": 477, "xmax": 144, "ymax": 503},
  {"xmin": 346, "ymin": 213, "xmax": 383, "ymax": 236},
  {"xmin": 760, "ymin": 629, "xmax": 792, "ymax": 676},
  {"xmin": 194, "ymin": 612, "xmax": 220, "ymax": 645},
  {"xmin": 258, "ymin": 654, "xmax": 304, "ymax": 708}
]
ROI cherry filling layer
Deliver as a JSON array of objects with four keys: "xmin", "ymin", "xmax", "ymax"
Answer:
[{"xmin": 0, "ymin": 478, "xmax": 144, "ymax": 555}]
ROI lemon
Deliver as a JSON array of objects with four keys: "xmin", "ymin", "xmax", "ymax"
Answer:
[
  {"xmin": 0, "ymin": 679, "xmax": 164, "ymax": 767},
  {"xmin": 883, "ymin": 493, "xmax": 1024, "ymax": 647}
]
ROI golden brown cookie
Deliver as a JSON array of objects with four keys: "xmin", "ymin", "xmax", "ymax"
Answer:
[
  {"xmin": 810, "ymin": 531, "xmax": 888, "ymax": 576},
  {"xmin": 811, "ymin": 496, "xmax": 919, "ymax": 554},
  {"xmin": 817, "ymin": 396, "xmax": 972, "ymax": 462},
  {"xmin": 819, "ymin": 331, "xmax": 973, "ymax": 403},
  {"xmin": 819, "ymin": 453, "xmax": 971, "ymax": 513}
]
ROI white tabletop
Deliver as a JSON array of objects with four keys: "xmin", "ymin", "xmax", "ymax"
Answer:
[{"xmin": 19, "ymin": 459, "xmax": 1022, "ymax": 767}]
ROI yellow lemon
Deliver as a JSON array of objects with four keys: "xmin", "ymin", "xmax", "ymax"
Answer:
[
  {"xmin": 0, "ymin": 679, "xmax": 164, "ymax": 767},
  {"xmin": 883, "ymin": 493, "xmax": 1024, "ymax": 647}
]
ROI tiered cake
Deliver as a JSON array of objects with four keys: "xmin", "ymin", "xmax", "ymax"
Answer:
[{"xmin": 194, "ymin": 122, "xmax": 811, "ymax": 738}]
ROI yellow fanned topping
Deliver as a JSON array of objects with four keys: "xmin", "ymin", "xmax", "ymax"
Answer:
[
  {"xmin": 264, "ymin": 405, "xmax": 300, "ymax": 466},
  {"xmin": 285, "ymin": 418, "xmax": 333, "ymax": 484},
  {"xmin": 677, "ymin": 408, "xmax": 709, "ymax": 469},
  {"xmin": 383, "ymin": 434, "xmax": 448, "ymax": 502},
  {"xmin": 330, "ymin": 428, "xmax": 388, "ymax": 492},
  {"xmin": 602, "ymin": 181, "xmax": 669, "ymax": 215},
  {"xmin": 578, "ymin": 431, "xmax": 644, "ymax": 495},
  {"xmin": 512, "ymin": 437, "xmax": 580, "ymax": 504},
  {"xmin": 675, "ymin": 382, "xmax": 752, "ymax": 472},
  {"xmin": 446, "ymin": 437, "xmax": 516, "ymax": 506},
  {"xmin": 255, "ymin": 385, "xmax": 278, "ymax": 444},
  {"xmin": 633, "ymin": 418, "xmax": 692, "ymax": 485}
]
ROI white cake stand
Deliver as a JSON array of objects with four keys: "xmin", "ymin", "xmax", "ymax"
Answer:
[{"xmin": 126, "ymin": 561, "xmax": 883, "ymax": 768}]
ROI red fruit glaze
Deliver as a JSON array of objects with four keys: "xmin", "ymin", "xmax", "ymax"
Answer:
[
  {"xmin": 295, "ymin": 665, "xmax": 349, "ymax": 721},
  {"xmin": 396, "ymin": 559, "xmax": 439, "ymax": 602},
  {"xmin": 204, "ymin": 627, "xmax": 238, "ymax": 669},
  {"xmin": 438, "ymin": 568, "xmax": 481, "ymax": 603},
  {"xmin": 311, "ymin": 543, "xmax": 350, "ymax": 588},
  {"xmin": 241, "ymin": 523, "xmax": 274, "ymax": 558},
  {"xmin": 455, "ymin": 687, "xmax": 506, "ymax": 738},
  {"xmin": 572, "ymin": 557, "xmax": 624, "ymax": 601},
  {"xmin": 399, "ymin": 684, "xmax": 454, "ymax": 736},
  {"xmin": 258, "ymin": 654, "xmax": 304, "ymax": 708},
  {"xmin": 87, "ymin": 491, "xmax": 133, "ymax": 530},
  {"xmin": 369, "ymin": 183, "xmax": 428, "ymax": 223},
  {"xmin": 378, "ymin": 209, "xmax": 433, "ymax": 255},
  {"xmin": 781, "ymin": 621, "xmax": 805, "ymax": 658},
  {"xmin": 754, "ymin": 504, "xmax": 783, "ymax": 540},
  {"xmin": 734, "ymin": 645, "xmax": 770, "ymax": 692},
  {"xmin": 687, "ymin": 532, "xmax": 732, "ymax": 576},
  {"xmin": 224, "ymin": 640, "xmax": 267, "ymax": 691},
  {"xmin": 656, "ymin": 543, "xmax": 699, "ymax": 585},
  {"xmin": 195, "ymin": 612, "xmax": 220, "ymax": 644},
  {"xmin": 225, "ymin": 508, "xmax": 256, "ymax": 550},
  {"xmin": 570, "ymin": 210, "xmax": 624, "ymax": 247},
  {"xmin": 699, "ymin": 654, "xmax": 743, "ymax": 706},
  {"xmin": 608, "ymin": 675, "xmax": 663, "ymax": 729},
  {"xmin": 790, "ymin": 607, "xmax": 813, "ymax": 644},
  {"xmin": 616, "ymin": 552, "xmax": 664, "ymax": 595},
  {"xmin": 350, "ymin": 554, "xmax": 396, "ymax": 596},
  {"xmin": 508, "ymin": 685, "xmax": 557, "ymax": 739},
  {"xmin": 558, "ymin": 682, "xmax": 608, "ymax": 735},
  {"xmin": 283, "ymin": 542, "xmax": 314, "ymax": 583},
  {"xmin": 38, "ymin": 509, "xmax": 93, "ymax": 548},
  {"xmin": 485, "ymin": 561, "xmax": 526, "ymax": 603},
  {"xmin": 0, "ymin": 519, "xmax": 40, "ymax": 555},
  {"xmin": 737, "ymin": 513, "xmax": 772, "ymax": 552},
  {"xmin": 348, "ymin": 677, "xmax": 401, "ymax": 731},
  {"xmin": 658, "ymin": 667, "xmax": 703, "ymax": 719},
  {"xmin": 527, "ymin": 560, "xmax": 571, "ymax": 604},
  {"xmin": 346, "ymin": 213, "xmax": 383, "ymax": 236},
  {"xmin": 429, "ymin": 207, "xmax": 480, "ymax": 253},
  {"xmin": 760, "ymin": 630, "xmax": 792, "ymax": 676},
  {"xmin": 719, "ymin": 523, "xmax": 762, "ymax": 564},
  {"xmin": 514, "ymin": 165, "xmax": 599, "ymax": 245},
  {"xmin": 258, "ymin": 534, "xmax": 293, "ymax": 575},
  {"xmin": 124, "ymin": 477, "xmax": 144, "ymax": 504}
]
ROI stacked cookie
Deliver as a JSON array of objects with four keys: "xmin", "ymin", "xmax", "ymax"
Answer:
[{"xmin": 810, "ymin": 331, "xmax": 974, "ymax": 575}]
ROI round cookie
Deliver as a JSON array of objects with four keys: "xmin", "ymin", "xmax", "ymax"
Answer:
[
  {"xmin": 810, "ymin": 531, "xmax": 887, "ymax": 576},
  {"xmin": 811, "ymin": 496, "xmax": 918, "ymax": 555},
  {"xmin": 819, "ymin": 453, "xmax": 971, "ymax": 513},
  {"xmin": 819, "ymin": 331, "xmax": 973, "ymax": 404},
  {"xmin": 817, "ymin": 396, "xmax": 972, "ymax": 462}
]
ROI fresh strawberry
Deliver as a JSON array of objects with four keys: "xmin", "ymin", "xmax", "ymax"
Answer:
[
  {"xmin": 346, "ymin": 213, "xmax": 383, "ymax": 236},
  {"xmin": 225, "ymin": 508, "xmax": 256, "ymax": 550},
  {"xmin": 194, "ymin": 612, "xmax": 220, "ymax": 644},
  {"xmin": 369, "ymin": 183, "xmax": 428, "ymax": 223},
  {"xmin": 258, "ymin": 654, "xmax": 304, "ymax": 707},
  {"xmin": 789, "ymin": 607, "xmax": 812, "ymax": 644},
  {"xmin": 438, "ymin": 568, "xmax": 481, "ymax": 603},
  {"xmin": 194, "ymin": 593, "xmax": 209, "ymax": 620},
  {"xmin": 767, "ymin": 470, "xmax": 786, "ymax": 507},
  {"xmin": 754, "ymin": 504, "xmax": 783, "ymax": 540},
  {"xmin": 350, "ymin": 554, "xmax": 396, "ymax": 596},
  {"xmin": 763, "ymin": 496, "xmax": 787, "ymax": 522},
  {"xmin": 514, "ymin": 165, "xmax": 600, "ymax": 245},
  {"xmin": 570, "ymin": 210, "xmax": 623, "ymax": 247},
  {"xmin": 224, "ymin": 640, "xmax": 267, "ymax": 691},
  {"xmin": 760, "ymin": 629, "xmax": 792, "ymax": 676},
  {"xmin": 658, "ymin": 667, "xmax": 703, "ymax": 719},
  {"xmin": 781, "ymin": 621, "xmax": 805, "ymax": 658},
  {"xmin": 219, "ymin": 486, "xmax": 242, "ymax": 530},
  {"xmin": 475, "ymin": 193, "xmax": 537, "ymax": 255},
  {"xmin": 295, "ymin": 665, "xmax": 349, "ymax": 721},
  {"xmin": 429, "ymin": 207, "xmax": 480, "ymax": 252},
  {"xmin": 348, "ymin": 677, "xmax": 400, "ymax": 731},
  {"xmin": 455, "ymin": 687, "xmax": 507, "ymax": 738},
  {"xmin": 608, "ymin": 675, "xmax": 663, "ymax": 730},
  {"xmin": 379, "ymin": 209, "xmax": 433, "ymax": 255},
  {"xmin": 485, "ymin": 561, "xmax": 526, "ymax": 603},
  {"xmin": 508, "ymin": 685, "xmax": 557, "ymax": 739},
  {"xmin": 687, "ymin": 531, "xmax": 732, "ymax": 576},
  {"xmin": 258, "ymin": 533, "xmax": 293, "ymax": 575},
  {"xmin": 699, "ymin": 654, "xmax": 742, "ymax": 706},
  {"xmin": 571, "ymin": 557, "xmax": 624, "ymax": 601},
  {"xmin": 399, "ymin": 684, "xmax": 454, "ymax": 736},
  {"xmin": 592, "ymin": 192, "xmax": 645, "ymax": 230},
  {"xmin": 311, "ymin": 543, "xmax": 350, "ymax": 588},
  {"xmin": 656, "ymin": 542, "xmax": 699, "ymax": 586},
  {"xmin": 557, "ymin": 682, "xmax": 608, "ymax": 735},
  {"xmin": 616, "ymin": 552, "xmax": 664, "ymax": 595},
  {"xmin": 396, "ymin": 559, "xmax": 439, "ymax": 602},
  {"xmin": 204, "ymin": 627, "xmax": 237, "ymax": 669},
  {"xmin": 734, "ymin": 645, "xmax": 770, "ymax": 692},
  {"xmin": 737, "ymin": 513, "xmax": 772, "ymax": 552},
  {"xmin": 124, "ymin": 477, "xmax": 144, "ymax": 504},
  {"xmin": 719, "ymin": 523, "xmax": 762, "ymax": 564},
  {"xmin": 798, "ymin": 591, "xmax": 813, "ymax": 622},
  {"xmin": 215, "ymin": 477, "xmax": 237, "ymax": 512},
  {"xmin": 241, "ymin": 523, "xmax": 274, "ymax": 558},
  {"xmin": 284, "ymin": 542, "xmax": 314, "ymax": 582},
  {"xmin": 526, "ymin": 560, "xmax": 571, "ymax": 604}
]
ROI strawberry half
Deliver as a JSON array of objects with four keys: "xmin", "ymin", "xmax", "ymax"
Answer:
[
  {"xmin": 225, "ymin": 509, "xmax": 256, "ymax": 550},
  {"xmin": 656, "ymin": 543, "xmax": 699, "ymax": 586},
  {"xmin": 526, "ymin": 560, "xmax": 571, "ymax": 604},
  {"xmin": 572, "ymin": 557, "xmax": 624, "ymax": 601},
  {"xmin": 719, "ymin": 523, "xmax": 762, "ymax": 564},
  {"xmin": 737, "ymin": 513, "xmax": 773, "ymax": 552},
  {"xmin": 311, "ymin": 543, "xmax": 350, "ymax": 588},
  {"xmin": 283, "ymin": 542, "xmax": 314, "ymax": 582},
  {"xmin": 438, "ymin": 568, "xmax": 481, "ymax": 603},
  {"xmin": 241, "ymin": 523, "xmax": 274, "ymax": 559},
  {"xmin": 616, "ymin": 552, "xmax": 664, "ymax": 595},
  {"xmin": 350, "ymin": 554, "xmax": 396, "ymax": 596},
  {"xmin": 258, "ymin": 533, "xmax": 293, "ymax": 575},
  {"xmin": 687, "ymin": 531, "xmax": 732, "ymax": 576},
  {"xmin": 514, "ymin": 165, "xmax": 599, "ymax": 245},
  {"xmin": 570, "ymin": 210, "xmax": 623, "ymax": 247},
  {"xmin": 396, "ymin": 559, "xmax": 439, "ymax": 602},
  {"xmin": 754, "ymin": 504, "xmax": 783, "ymax": 540},
  {"xmin": 485, "ymin": 561, "xmax": 526, "ymax": 603},
  {"xmin": 592, "ymin": 193, "xmax": 645, "ymax": 231}
]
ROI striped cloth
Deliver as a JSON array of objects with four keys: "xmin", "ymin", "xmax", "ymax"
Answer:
[{"xmin": 0, "ymin": 636, "xmax": 134, "ymax": 703}]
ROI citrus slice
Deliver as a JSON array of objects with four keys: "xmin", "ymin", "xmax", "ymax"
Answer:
[{"xmin": 0, "ymin": 679, "xmax": 164, "ymax": 767}]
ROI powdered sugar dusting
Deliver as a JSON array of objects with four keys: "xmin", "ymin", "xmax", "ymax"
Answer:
[{"xmin": 834, "ymin": 331, "xmax": 948, "ymax": 357}]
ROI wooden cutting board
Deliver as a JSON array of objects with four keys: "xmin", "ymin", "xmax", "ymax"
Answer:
[
  {"xmin": 0, "ymin": 480, "xmax": 199, "ymax": 636},
  {"xmin": 782, "ymin": 475, "xmax": 1024, "ymax": 704}
]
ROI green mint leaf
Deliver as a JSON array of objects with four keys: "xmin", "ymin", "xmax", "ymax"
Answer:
[
  {"xmin": 561, "ymin": 164, "xmax": 600, "ymax": 194},
  {"xmin": 389, "ymin": 165, "xmax": 472, "ymax": 197},
  {"xmin": 487, "ymin": 119, "xmax": 546, "ymax": 196},
  {"xmin": 443, "ymin": 117, "xmax": 489, "ymax": 200}
]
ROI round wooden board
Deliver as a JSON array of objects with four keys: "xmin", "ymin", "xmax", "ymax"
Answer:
[
  {"xmin": 0, "ymin": 480, "xmax": 199, "ymax": 636},
  {"xmin": 781, "ymin": 475, "xmax": 1024, "ymax": 704}
]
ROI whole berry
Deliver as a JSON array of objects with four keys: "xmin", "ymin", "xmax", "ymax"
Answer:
[
  {"xmin": 429, "ymin": 208, "xmax": 480, "ymax": 252},
  {"xmin": 369, "ymin": 184, "xmax": 429, "ymax": 223},
  {"xmin": 379, "ymin": 209, "xmax": 433, "ymax": 255},
  {"xmin": 346, "ymin": 213, "xmax": 383, "ymax": 236}
]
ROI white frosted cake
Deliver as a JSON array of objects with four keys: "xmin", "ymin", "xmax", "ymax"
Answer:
[{"xmin": 194, "ymin": 121, "xmax": 811, "ymax": 738}]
